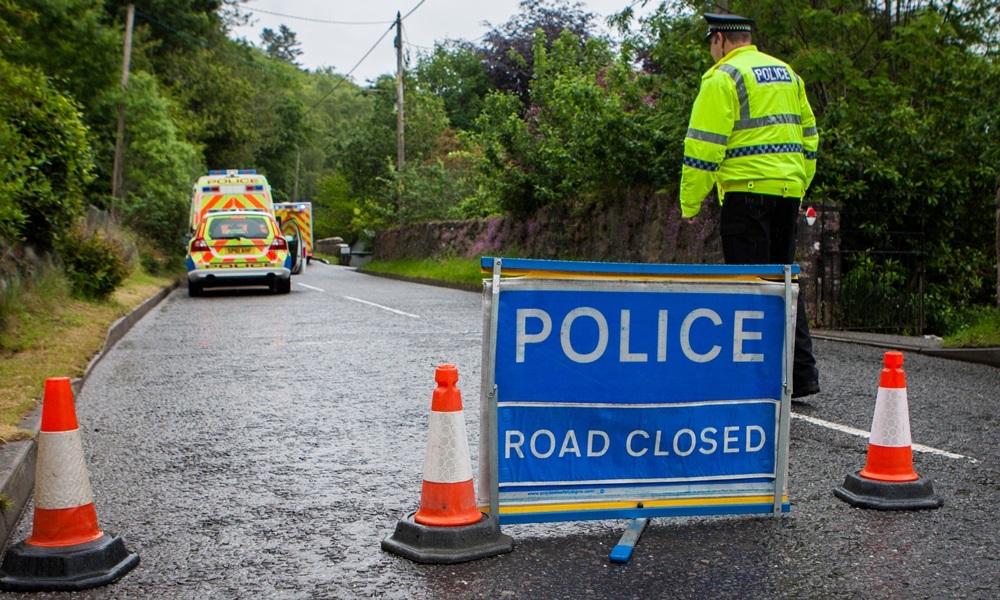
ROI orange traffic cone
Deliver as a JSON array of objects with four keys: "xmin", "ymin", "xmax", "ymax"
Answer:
[
  {"xmin": 382, "ymin": 365, "xmax": 513, "ymax": 563},
  {"xmin": 834, "ymin": 352, "xmax": 942, "ymax": 510},
  {"xmin": 0, "ymin": 378, "xmax": 139, "ymax": 591},
  {"xmin": 413, "ymin": 364, "xmax": 481, "ymax": 527}
]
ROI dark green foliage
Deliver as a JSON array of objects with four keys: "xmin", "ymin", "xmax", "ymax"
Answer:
[
  {"xmin": 468, "ymin": 30, "xmax": 670, "ymax": 214},
  {"xmin": 313, "ymin": 174, "xmax": 359, "ymax": 242},
  {"xmin": 839, "ymin": 255, "xmax": 918, "ymax": 333},
  {"xmin": 4, "ymin": 0, "xmax": 120, "ymax": 119},
  {"xmin": 117, "ymin": 72, "xmax": 202, "ymax": 252},
  {"xmin": 0, "ymin": 58, "xmax": 92, "ymax": 250},
  {"xmin": 261, "ymin": 24, "xmax": 302, "ymax": 65},
  {"xmin": 59, "ymin": 228, "xmax": 131, "ymax": 301},
  {"xmin": 414, "ymin": 41, "xmax": 492, "ymax": 130}
]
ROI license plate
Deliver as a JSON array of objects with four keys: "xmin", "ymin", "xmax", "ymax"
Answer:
[{"xmin": 222, "ymin": 247, "xmax": 257, "ymax": 255}]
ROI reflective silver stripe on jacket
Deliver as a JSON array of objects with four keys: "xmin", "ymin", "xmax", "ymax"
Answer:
[
  {"xmin": 686, "ymin": 128, "xmax": 729, "ymax": 146},
  {"xmin": 733, "ymin": 113, "xmax": 802, "ymax": 131},
  {"xmin": 717, "ymin": 64, "xmax": 750, "ymax": 120}
]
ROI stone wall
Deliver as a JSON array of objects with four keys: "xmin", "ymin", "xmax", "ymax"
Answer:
[
  {"xmin": 373, "ymin": 195, "xmax": 839, "ymax": 326},
  {"xmin": 375, "ymin": 193, "xmax": 724, "ymax": 265}
]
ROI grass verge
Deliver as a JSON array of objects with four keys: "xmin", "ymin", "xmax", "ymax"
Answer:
[
  {"xmin": 0, "ymin": 266, "xmax": 175, "ymax": 443},
  {"xmin": 942, "ymin": 307, "xmax": 1000, "ymax": 348},
  {"xmin": 359, "ymin": 257, "xmax": 484, "ymax": 289}
]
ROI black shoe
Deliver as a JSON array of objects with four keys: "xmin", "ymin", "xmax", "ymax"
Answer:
[{"xmin": 792, "ymin": 380, "xmax": 820, "ymax": 399}]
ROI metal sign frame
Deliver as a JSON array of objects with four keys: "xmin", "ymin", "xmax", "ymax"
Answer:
[{"xmin": 479, "ymin": 258, "xmax": 795, "ymax": 525}]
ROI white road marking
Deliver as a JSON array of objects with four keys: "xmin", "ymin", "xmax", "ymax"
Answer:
[
  {"xmin": 297, "ymin": 283, "xmax": 325, "ymax": 292},
  {"xmin": 343, "ymin": 296, "xmax": 420, "ymax": 318},
  {"xmin": 792, "ymin": 412, "xmax": 974, "ymax": 462}
]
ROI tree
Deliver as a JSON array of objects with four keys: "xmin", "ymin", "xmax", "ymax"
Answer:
[
  {"xmin": 0, "ymin": 58, "xmax": 92, "ymax": 250},
  {"xmin": 414, "ymin": 41, "xmax": 490, "ymax": 130},
  {"xmin": 468, "ymin": 29, "xmax": 666, "ymax": 214},
  {"xmin": 479, "ymin": 0, "xmax": 598, "ymax": 105},
  {"xmin": 260, "ymin": 24, "xmax": 302, "ymax": 65},
  {"xmin": 117, "ymin": 72, "xmax": 203, "ymax": 252}
]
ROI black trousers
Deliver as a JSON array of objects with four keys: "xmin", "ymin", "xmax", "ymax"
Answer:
[{"xmin": 720, "ymin": 192, "xmax": 819, "ymax": 388}]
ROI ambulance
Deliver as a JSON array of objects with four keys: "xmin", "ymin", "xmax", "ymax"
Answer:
[
  {"xmin": 189, "ymin": 169, "xmax": 274, "ymax": 232},
  {"xmin": 273, "ymin": 202, "xmax": 313, "ymax": 274}
]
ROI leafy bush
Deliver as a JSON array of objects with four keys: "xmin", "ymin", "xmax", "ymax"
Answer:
[
  {"xmin": 136, "ymin": 238, "xmax": 181, "ymax": 276},
  {"xmin": 0, "ymin": 58, "xmax": 92, "ymax": 250},
  {"xmin": 58, "ymin": 229, "xmax": 131, "ymax": 301},
  {"xmin": 468, "ymin": 29, "xmax": 674, "ymax": 215},
  {"xmin": 313, "ymin": 174, "xmax": 361, "ymax": 242}
]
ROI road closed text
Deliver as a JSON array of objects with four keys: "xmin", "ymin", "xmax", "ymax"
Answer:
[
  {"xmin": 496, "ymin": 402, "xmax": 778, "ymax": 484},
  {"xmin": 505, "ymin": 424, "xmax": 767, "ymax": 459}
]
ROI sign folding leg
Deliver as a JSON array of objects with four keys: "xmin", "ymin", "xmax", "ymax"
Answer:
[{"xmin": 609, "ymin": 518, "xmax": 649, "ymax": 563}]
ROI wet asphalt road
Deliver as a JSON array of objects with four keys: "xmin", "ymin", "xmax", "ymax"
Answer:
[{"xmin": 5, "ymin": 264, "xmax": 998, "ymax": 599}]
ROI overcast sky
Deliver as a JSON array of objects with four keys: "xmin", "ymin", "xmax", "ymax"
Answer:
[{"xmin": 231, "ymin": 1, "xmax": 659, "ymax": 84}]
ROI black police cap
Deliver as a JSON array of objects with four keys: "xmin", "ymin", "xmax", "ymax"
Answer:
[{"xmin": 704, "ymin": 13, "xmax": 754, "ymax": 40}]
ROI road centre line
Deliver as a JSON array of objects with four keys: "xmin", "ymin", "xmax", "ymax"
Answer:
[
  {"xmin": 792, "ymin": 412, "xmax": 974, "ymax": 462},
  {"xmin": 297, "ymin": 283, "xmax": 325, "ymax": 292},
  {"xmin": 343, "ymin": 296, "xmax": 420, "ymax": 318}
]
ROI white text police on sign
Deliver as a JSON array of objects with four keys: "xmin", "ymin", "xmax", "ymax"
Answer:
[{"xmin": 497, "ymin": 288, "xmax": 787, "ymax": 404}]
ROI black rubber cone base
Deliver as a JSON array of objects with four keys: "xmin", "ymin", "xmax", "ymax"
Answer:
[
  {"xmin": 834, "ymin": 471, "xmax": 943, "ymax": 511},
  {"xmin": 0, "ymin": 532, "xmax": 139, "ymax": 592},
  {"xmin": 382, "ymin": 511, "xmax": 513, "ymax": 564}
]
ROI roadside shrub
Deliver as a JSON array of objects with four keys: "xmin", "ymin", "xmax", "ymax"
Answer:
[{"xmin": 58, "ymin": 229, "xmax": 131, "ymax": 301}]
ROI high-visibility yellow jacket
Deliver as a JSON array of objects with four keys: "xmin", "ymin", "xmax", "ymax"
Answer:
[{"xmin": 679, "ymin": 45, "xmax": 818, "ymax": 218}]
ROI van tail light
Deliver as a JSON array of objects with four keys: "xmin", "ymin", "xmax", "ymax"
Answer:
[
  {"xmin": 269, "ymin": 236, "xmax": 288, "ymax": 251},
  {"xmin": 191, "ymin": 237, "xmax": 209, "ymax": 252}
]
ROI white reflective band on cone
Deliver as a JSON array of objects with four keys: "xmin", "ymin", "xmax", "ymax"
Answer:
[
  {"xmin": 423, "ymin": 411, "xmax": 474, "ymax": 484},
  {"xmin": 35, "ymin": 429, "xmax": 95, "ymax": 510},
  {"xmin": 869, "ymin": 387, "xmax": 912, "ymax": 448}
]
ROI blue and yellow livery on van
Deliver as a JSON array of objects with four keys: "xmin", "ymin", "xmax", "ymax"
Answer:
[{"xmin": 189, "ymin": 169, "xmax": 274, "ymax": 232}]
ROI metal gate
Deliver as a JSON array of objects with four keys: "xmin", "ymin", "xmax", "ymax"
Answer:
[{"xmin": 818, "ymin": 211, "xmax": 926, "ymax": 335}]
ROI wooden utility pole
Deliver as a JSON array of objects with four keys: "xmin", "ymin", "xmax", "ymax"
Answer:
[
  {"xmin": 395, "ymin": 12, "xmax": 404, "ymax": 174},
  {"xmin": 111, "ymin": 4, "xmax": 135, "ymax": 213},
  {"xmin": 292, "ymin": 149, "xmax": 301, "ymax": 202}
]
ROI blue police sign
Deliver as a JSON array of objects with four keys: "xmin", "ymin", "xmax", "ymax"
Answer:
[{"xmin": 479, "ymin": 259, "xmax": 795, "ymax": 525}]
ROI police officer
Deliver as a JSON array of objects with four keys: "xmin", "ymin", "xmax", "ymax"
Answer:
[{"xmin": 680, "ymin": 13, "xmax": 820, "ymax": 399}]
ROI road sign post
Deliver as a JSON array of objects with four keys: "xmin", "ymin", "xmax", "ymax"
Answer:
[{"xmin": 478, "ymin": 258, "xmax": 795, "ymax": 526}]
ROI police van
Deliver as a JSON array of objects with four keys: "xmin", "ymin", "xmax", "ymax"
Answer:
[{"xmin": 189, "ymin": 169, "xmax": 274, "ymax": 233}]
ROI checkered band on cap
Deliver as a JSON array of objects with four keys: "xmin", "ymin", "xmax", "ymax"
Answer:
[
  {"xmin": 704, "ymin": 13, "xmax": 754, "ymax": 38},
  {"xmin": 711, "ymin": 23, "xmax": 752, "ymax": 32}
]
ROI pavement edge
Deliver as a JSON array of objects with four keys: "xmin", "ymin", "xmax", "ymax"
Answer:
[{"xmin": 0, "ymin": 279, "xmax": 179, "ymax": 554}]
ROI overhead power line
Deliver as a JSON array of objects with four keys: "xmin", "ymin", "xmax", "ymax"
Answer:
[
  {"xmin": 304, "ymin": 23, "xmax": 395, "ymax": 115},
  {"xmin": 400, "ymin": 0, "xmax": 427, "ymax": 21},
  {"xmin": 249, "ymin": 7, "xmax": 393, "ymax": 26}
]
